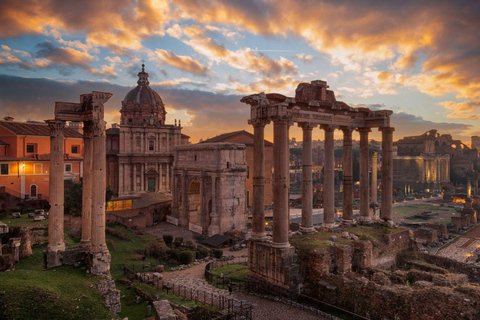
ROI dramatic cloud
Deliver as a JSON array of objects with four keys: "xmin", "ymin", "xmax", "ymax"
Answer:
[
  {"xmin": 150, "ymin": 49, "xmax": 210, "ymax": 76},
  {"xmin": 439, "ymin": 101, "xmax": 480, "ymax": 120}
]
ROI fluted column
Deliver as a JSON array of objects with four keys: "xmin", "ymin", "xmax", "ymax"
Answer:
[
  {"xmin": 90, "ymin": 119, "xmax": 109, "ymax": 254},
  {"xmin": 358, "ymin": 128, "xmax": 371, "ymax": 223},
  {"xmin": 47, "ymin": 120, "xmax": 66, "ymax": 252},
  {"xmin": 80, "ymin": 121, "xmax": 93, "ymax": 248},
  {"xmin": 272, "ymin": 118, "xmax": 291, "ymax": 248},
  {"xmin": 299, "ymin": 122, "xmax": 316, "ymax": 233},
  {"xmin": 371, "ymin": 152, "xmax": 378, "ymax": 204},
  {"xmin": 322, "ymin": 125, "xmax": 336, "ymax": 228},
  {"xmin": 341, "ymin": 127, "xmax": 354, "ymax": 225},
  {"xmin": 380, "ymin": 127, "xmax": 395, "ymax": 224},
  {"xmin": 249, "ymin": 119, "xmax": 270, "ymax": 240}
]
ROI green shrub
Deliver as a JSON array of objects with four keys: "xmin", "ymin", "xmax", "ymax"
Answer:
[
  {"xmin": 163, "ymin": 234, "xmax": 173, "ymax": 245},
  {"xmin": 185, "ymin": 240, "xmax": 196, "ymax": 249},
  {"xmin": 213, "ymin": 249, "xmax": 223, "ymax": 259},
  {"xmin": 166, "ymin": 249, "xmax": 180, "ymax": 260},
  {"xmin": 178, "ymin": 251, "xmax": 196, "ymax": 265},
  {"xmin": 174, "ymin": 237, "xmax": 184, "ymax": 248},
  {"xmin": 196, "ymin": 246, "xmax": 211, "ymax": 259}
]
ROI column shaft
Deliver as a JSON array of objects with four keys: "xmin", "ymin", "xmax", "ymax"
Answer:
[
  {"xmin": 358, "ymin": 128, "xmax": 371, "ymax": 223},
  {"xmin": 380, "ymin": 127, "xmax": 395, "ymax": 223},
  {"xmin": 272, "ymin": 119, "xmax": 290, "ymax": 247},
  {"xmin": 371, "ymin": 152, "xmax": 378, "ymax": 204},
  {"xmin": 300, "ymin": 123, "xmax": 315, "ymax": 233},
  {"xmin": 47, "ymin": 120, "xmax": 66, "ymax": 252},
  {"xmin": 81, "ymin": 122, "xmax": 93, "ymax": 247},
  {"xmin": 342, "ymin": 128, "xmax": 354, "ymax": 224},
  {"xmin": 90, "ymin": 120, "xmax": 108, "ymax": 253},
  {"xmin": 322, "ymin": 125, "xmax": 335, "ymax": 228},
  {"xmin": 251, "ymin": 120, "xmax": 268, "ymax": 240}
]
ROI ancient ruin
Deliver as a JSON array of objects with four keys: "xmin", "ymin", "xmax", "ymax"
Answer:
[
  {"xmin": 44, "ymin": 91, "xmax": 112, "ymax": 274},
  {"xmin": 241, "ymin": 80, "xmax": 394, "ymax": 288},
  {"xmin": 171, "ymin": 143, "xmax": 247, "ymax": 235}
]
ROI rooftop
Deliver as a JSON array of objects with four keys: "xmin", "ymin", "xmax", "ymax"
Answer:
[{"xmin": 0, "ymin": 121, "xmax": 83, "ymax": 138}]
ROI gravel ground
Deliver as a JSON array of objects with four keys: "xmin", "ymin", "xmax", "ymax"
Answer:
[{"xmin": 234, "ymin": 292, "xmax": 328, "ymax": 320}]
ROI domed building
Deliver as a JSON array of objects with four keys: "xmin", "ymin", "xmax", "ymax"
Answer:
[{"xmin": 106, "ymin": 65, "xmax": 189, "ymax": 197}]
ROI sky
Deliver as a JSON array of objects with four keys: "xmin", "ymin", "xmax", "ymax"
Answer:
[{"xmin": 0, "ymin": 0, "xmax": 479, "ymax": 144}]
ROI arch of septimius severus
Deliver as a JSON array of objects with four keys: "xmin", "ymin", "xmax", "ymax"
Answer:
[{"xmin": 241, "ymin": 80, "xmax": 394, "ymax": 288}]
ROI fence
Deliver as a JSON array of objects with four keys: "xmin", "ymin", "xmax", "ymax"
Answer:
[
  {"xmin": 204, "ymin": 256, "xmax": 248, "ymax": 291},
  {"xmin": 123, "ymin": 264, "xmax": 253, "ymax": 319}
]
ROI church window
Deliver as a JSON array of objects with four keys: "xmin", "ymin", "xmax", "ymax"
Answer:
[
  {"xmin": 149, "ymin": 140, "xmax": 154, "ymax": 151},
  {"xmin": 128, "ymin": 118, "xmax": 132, "ymax": 123}
]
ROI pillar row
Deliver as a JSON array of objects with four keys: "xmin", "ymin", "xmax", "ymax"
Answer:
[
  {"xmin": 380, "ymin": 127, "xmax": 395, "ymax": 223},
  {"xmin": 358, "ymin": 127, "xmax": 371, "ymax": 223},
  {"xmin": 341, "ymin": 127, "xmax": 354, "ymax": 224},
  {"xmin": 322, "ymin": 125, "xmax": 336, "ymax": 229},
  {"xmin": 272, "ymin": 118, "xmax": 291, "ymax": 247},
  {"xmin": 47, "ymin": 120, "xmax": 66, "ymax": 253},
  {"xmin": 299, "ymin": 122, "xmax": 316, "ymax": 233}
]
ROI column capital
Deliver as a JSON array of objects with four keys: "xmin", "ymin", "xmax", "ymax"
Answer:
[
  {"xmin": 46, "ymin": 120, "xmax": 65, "ymax": 137},
  {"xmin": 92, "ymin": 120, "xmax": 106, "ymax": 137},
  {"xmin": 271, "ymin": 116, "xmax": 293, "ymax": 126},
  {"xmin": 298, "ymin": 122, "xmax": 317, "ymax": 131},
  {"xmin": 340, "ymin": 126, "xmax": 354, "ymax": 135},
  {"xmin": 248, "ymin": 118, "xmax": 270, "ymax": 127},
  {"xmin": 320, "ymin": 124, "xmax": 337, "ymax": 132},
  {"xmin": 83, "ymin": 121, "xmax": 94, "ymax": 138},
  {"xmin": 379, "ymin": 126, "xmax": 395, "ymax": 134},
  {"xmin": 372, "ymin": 151, "xmax": 379, "ymax": 158},
  {"xmin": 357, "ymin": 127, "xmax": 372, "ymax": 134}
]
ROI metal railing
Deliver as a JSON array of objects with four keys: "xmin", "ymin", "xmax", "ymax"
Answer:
[{"xmin": 123, "ymin": 264, "xmax": 253, "ymax": 319}]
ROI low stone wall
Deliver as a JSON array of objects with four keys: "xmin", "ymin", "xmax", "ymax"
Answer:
[
  {"xmin": 9, "ymin": 225, "xmax": 48, "ymax": 259},
  {"xmin": 419, "ymin": 253, "xmax": 480, "ymax": 283}
]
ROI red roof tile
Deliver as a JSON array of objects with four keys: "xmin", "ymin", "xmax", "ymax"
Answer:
[{"xmin": 0, "ymin": 121, "xmax": 83, "ymax": 138}]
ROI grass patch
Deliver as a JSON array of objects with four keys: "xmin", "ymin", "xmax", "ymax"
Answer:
[
  {"xmin": 0, "ymin": 213, "xmax": 48, "ymax": 227},
  {"xmin": 0, "ymin": 244, "xmax": 115, "ymax": 320},
  {"xmin": 393, "ymin": 203, "xmax": 457, "ymax": 225},
  {"xmin": 209, "ymin": 264, "xmax": 249, "ymax": 281}
]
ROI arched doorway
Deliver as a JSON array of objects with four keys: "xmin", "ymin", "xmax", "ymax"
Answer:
[
  {"xmin": 30, "ymin": 185, "xmax": 37, "ymax": 198},
  {"xmin": 145, "ymin": 169, "xmax": 158, "ymax": 192},
  {"xmin": 188, "ymin": 179, "xmax": 201, "ymax": 225}
]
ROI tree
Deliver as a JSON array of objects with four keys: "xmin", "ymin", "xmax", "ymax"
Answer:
[{"xmin": 64, "ymin": 179, "xmax": 115, "ymax": 215}]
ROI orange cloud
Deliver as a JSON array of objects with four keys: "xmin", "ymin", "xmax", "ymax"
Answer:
[{"xmin": 151, "ymin": 49, "xmax": 210, "ymax": 75}]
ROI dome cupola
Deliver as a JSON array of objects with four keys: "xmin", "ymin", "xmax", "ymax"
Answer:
[{"xmin": 121, "ymin": 64, "xmax": 166, "ymax": 126}]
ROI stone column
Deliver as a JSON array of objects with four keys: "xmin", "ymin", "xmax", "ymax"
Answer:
[
  {"xmin": 250, "ymin": 119, "xmax": 269, "ymax": 240},
  {"xmin": 199, "ymin": 174, "xmax": 205, "ymax": 231},
  {"xmin": 371, "ymin": 152, "xmax": 378, "ymax": 204},
  {"xmin": 341, "ymin": 127, "xmax": 354, "ymax": 225},
  {"xmin": 208, "ymin": 174, "xmax": 220, "ymax": 235},
  {"xmin": 118, "ymin": 163, "xmax": 124, "ymax": 196},
  {"xmin": 322, "ymin": 125, "xmax": 336, "ymax": 229},
  {"xmin": 299, "ymin": 122, "xmax": 316, "ymax": 233},
  {"xmin": 358, "ymin": 128, "xmax": 371, "ymax": 223},
  {"xmin": 166, "ymin": 163, "xmax": 171, "ymax": 191},
  {"xmin": 80, "ymin": 121, "xmax": 93, "ymax": 248},
  {"xmin": 47, "ymin": 120, "xmax": 66, "ymax": 253},
  {"xmin": 140, "ymin": 163, "xmax": 144, "ymax": 192},
  {"xmin": 380, "ymin": 127, "xmax": 395, "ymax": 225},
  {"xmin": 90, "ymin": 119, "xmax": 109, "ymax": 254},
  {"xmin": 133, "ymin": 164, "xmax": 137, "ymax": 192},
  {"xmin": 179, "ymin": 170, "xmax": 188, "ymax": 226},
  {"xmin": 272, "ymin": 118, "xmax": 291, "ymax": 248}
]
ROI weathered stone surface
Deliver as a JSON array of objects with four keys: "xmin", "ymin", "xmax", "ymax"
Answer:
[
  {"xmin": 413, "ymin": 280, "xmax": 434, "ymax": 289},
  {"xmin": 371, "ymin": 272, "xmax": 391, "ymax": 286},
  {"xmin": 96, "ymin": 275, "xmax": 121, "ymax": 314},
  {"xmin": 153, "ymin": 300, "xmax": 176, "ymax": 320},
  {"xmin": 0, "ymin": 254, "xmax": 15, "ymax": 271}
]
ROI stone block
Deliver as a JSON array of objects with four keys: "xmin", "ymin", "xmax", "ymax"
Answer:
[
  {"xmin": 0, "ymin": 254, "xmax": 15, "ymax": 271},
  {"xmin": 153, "ymin": 300, "xmax": 176, "ymax": 320}
]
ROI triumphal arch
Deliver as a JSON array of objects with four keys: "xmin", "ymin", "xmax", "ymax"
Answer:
[
  {"xmin": 44, "ymin": 91, "xmax": 112, "ymax": 274},
  {"xmin": 241, "ymin": 80, "xmax": 394, "ymax": 288}
]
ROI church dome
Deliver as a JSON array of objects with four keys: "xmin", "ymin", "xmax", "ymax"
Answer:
[{"xmin": 121, "ymin": 64, "xmax": 166, "ymax": 125}]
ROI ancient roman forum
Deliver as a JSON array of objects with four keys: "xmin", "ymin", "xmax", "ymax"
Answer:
[
  {"xmin": 44, "ymin": 91, "xmax": 112, "ymax": 274},
  {"xmin": 241, "ymin": 80, "xmax": 394, "ymax": 288}
]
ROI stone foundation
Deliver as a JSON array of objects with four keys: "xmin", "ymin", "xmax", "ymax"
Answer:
[
  {"xmin": 88, "ymin": 251, "xmax": 112, "ymax": 275},
  {"xmin": 43, "ymin": 246, "xmax": 87, "ymax": 270},
  {"xmin": 248, "ymin": 240, "xmax": 299, "ymax": 289},
  {"xmin": 96, "ymin": 275, "xmax": 121, "ymax": 314}
]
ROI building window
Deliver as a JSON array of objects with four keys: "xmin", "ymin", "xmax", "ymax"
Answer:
[
  {"xmin": 30, "ymin": 185, "xmax": 37, "ymax": 197},
  {"xmin": 26, "ymin": 144, "xmax": 36, "ymax": 153},
  {"xmin": 34, "ymin": 164, "xmax": 42, "ymax": 174},
  {"xmin": 65, "ymin": 164, "xmax": 72, "ymax": 172},
  {"xmin": 71, "ymin": 145, "xmax": 79, "ymax": 154},
  {"xmin": 247, "ymin": 166, "xmax": 249, "ymax": 179},
  {"xmin": 194, "ymin": 155, "xmax": 197, "ymax": 161},
  {"xmin": 128, "ymin": 118, "xmax": 132, "ymax": 123},
  {"xmin": 149, "ymin": 140, "xmax": 154, "ymax": 151},
  {"xmin": 1, "ymin": 163, "xmax": 8, "ymax": 175}
]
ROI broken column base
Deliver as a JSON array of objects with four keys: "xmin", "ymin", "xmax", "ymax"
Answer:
[
  {"xmin": 88, "ymin": 250, "xmax": 112, "ymax": 275},
  {"xmin": 248, "ymin": 240, "xmax": 299, "ymax": 289},
  {"xmin": 43, "ymin": 246, "xmax": 87, "ymax": 270}
]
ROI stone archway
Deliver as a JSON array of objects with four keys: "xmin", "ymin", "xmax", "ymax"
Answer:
[
  {"xmin": 188, "ymin": 179, "xmax": 201, "ymax": 224},
  {"xmin": 145, "ymin": 169, "xmax": 158, "ymax": 192}
]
